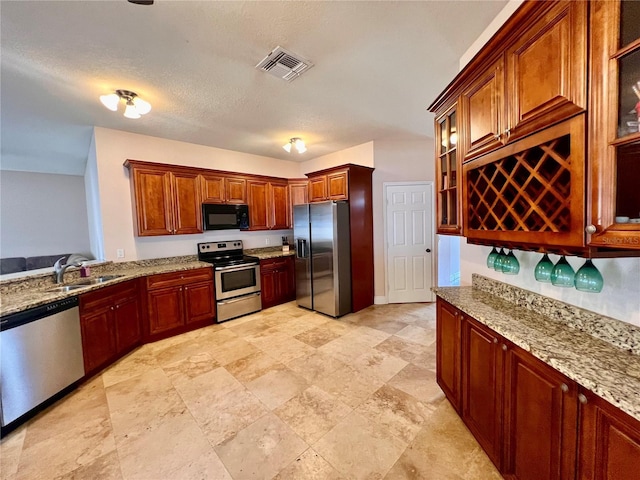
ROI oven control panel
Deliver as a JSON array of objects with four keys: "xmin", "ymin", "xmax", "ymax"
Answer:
[{"xmin": 198, "ymin": 240, "xmax": 243, "ymax": 253}]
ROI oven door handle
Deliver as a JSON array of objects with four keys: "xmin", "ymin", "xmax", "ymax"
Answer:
[
  {"xmin": 218, "ymin": 292, "xmax": 261, "ymax": 304},
  {"xmin": 215, "ymin": 263, "xmax": 258, "ymax": 272}
]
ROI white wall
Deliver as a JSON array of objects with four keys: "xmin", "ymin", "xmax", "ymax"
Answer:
[
  {"xmin": 0, "ymin": 171, "xmax": 91, "ymax": 258},
  {"xmin": 93, "ymin": 127, "xmax": 300, "ymax": 261},
  {"xmin": 454, "ymin": 0, "xmax": 640, "ymax": 327},
  {"xmin": 371, "ymin": 139, "xmax": 435, "ymax": 302},
  {"xmin": 84, "ymin": 131, "xmax": 105, "ymax": 260},
  {"xmin": 299, "ymin": 142, "xmax": 374, "ymax": 176}
]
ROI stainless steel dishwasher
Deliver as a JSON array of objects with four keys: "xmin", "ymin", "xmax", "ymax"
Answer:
[{"xmin": 1, "ymin": 296, "xmax": 85, "ymax": 427}]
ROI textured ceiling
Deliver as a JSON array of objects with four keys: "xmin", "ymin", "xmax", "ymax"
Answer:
[{"xmin": 1, "ymin": 0, "xmax": 507, "ymax": 175}]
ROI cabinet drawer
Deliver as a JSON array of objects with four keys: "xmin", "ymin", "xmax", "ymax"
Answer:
[
  {"xmin": 146, "ymin": 267, "xmax": 212, "ymax": 290},
  {"xmin": 260, "ymin": 257, "xmax": 289, "ymax": 270},
  {"xmin": 80, "ymin": 279, "xmax": 138, "ymax": 311}
]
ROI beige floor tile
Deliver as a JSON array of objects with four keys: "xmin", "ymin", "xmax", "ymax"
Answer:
[
  {"xmin": 53, "ymin": 450, "xmax": 122, "ymax": 480},
  {"xmin": 346, "ymin": 312, "xmax": 410, "ymax": 334},
  {"xmin": 215, "ymin": 413, "xmax": 308, "ymax": 480},
  {"xmin": 317, "ymin": 336, "xmax": 376, "ymax": 363},
  {"xmin": 101, "ymin": 345, "xmax": 159, "ymax": 387},
  {"xmin": 388, "ymin": 363, "xmax": 445, "ymax": 404},
  {"xmin": 255, "ymin": 336, "xmax": 316, "ymax": 363},
  {"xmin": 314, "ymin": 365, "xmax": 385, "ymax": 408},
  {"xmin": 341, "ymin": 325, "xmax": 392, "ymax": 347},
  {"xmin": 313, "ymin": 411, "xmax": 407, "ymax": 480},
  {"xmin": 0, "ymin": 427, "xmax": 26, "ymax": 480},
  {"xmin": 274, "ymin": 448, "xmax": 344, "ymax": 480},
  {"xmin": 285, "ymin": 351, "xmax": 346, "ymax": 384},
  {"xmin": 375, "ymin": 335, "xmax": 437, "ymax": 369},
  {"xmin": 246, "ymin": 368, "xmax": 309, "ymax": 409},
  {"xmin": 152, "ymin": 337, "xmax": 210, "ymax": 366},
  {"xmin": 294, "ymin": 326, "xmax": 342, "ymax": 347},
  {"xmin": 385, "ymin": 400, "xmax": 498, "ymax": 479},
  {"xmin": 321, "ymin": 318, "xmax": 356, "ymax": 336},
  {"xmin": 105, "ymin": 368, "xmax": 186, "ymax": 441},
  {"xmin": 394, "ymin": 324, "xmax": 436, "ymax": 346},
  {"xmin": 206, "ymin": 336, "xmax": 261, "ymax": 365},
  {"xmin": 274, "ymin": 385, "xmax": 352, "ymax": 444},
  {"xmin": 350, "ymin": 349, "xmax": 408, "ymax": 382},
  {"xmin": 356, "ymin": 384, "xmax": 433, "ymax": 444},
  {"xmin": 225, "ymin": 350, "xmax": 287, "ymax": 384},
  {"xmin": 162, "ymin": 351, "xmax": 221, "ymax": 386},
  {"xmin": 117, "ymin": 413, "xmax": 232, "ymax": 480},
  {"xmin": 15, "ymin": 416, "xmax": 115, "ymax": 480}
]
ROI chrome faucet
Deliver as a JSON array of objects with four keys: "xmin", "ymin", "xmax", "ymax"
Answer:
[{"xmin": 53, "ymin": 257, "xmax": 83, "ymax": 284}]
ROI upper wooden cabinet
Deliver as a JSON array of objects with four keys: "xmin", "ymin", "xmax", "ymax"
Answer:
[
  {"xmin": 246, "ymin": 179, "xmax": 289, "ymax": 231},
  {"xmin": 458, "ymin": 1, "xmax": 587, "ymax": 163},
  {"xmin": 430, "ymin": 0, "xmax": 639, "ymax": 253},
  {"xmin": 307, "ymin": 168, "xmax": 349, "ymax": 202},
  {"xmin": 586, "ymin": 0, "xmax": 640, "ymax": 249},
  {"xmin": 436, "ymin": 103, "xmax": 462, "ymax": 234},
  {"xmin": 125, "ymin": 160, "xmax": 202, "ymax": 236},
  {"xmin": 201, "ymin": 174, "xmax": 247, "ymax": 204}
]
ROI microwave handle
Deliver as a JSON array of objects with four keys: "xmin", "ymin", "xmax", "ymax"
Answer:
[{"xmin": 297, "ymin": 238, "xmax": 307, "ymax": 258}]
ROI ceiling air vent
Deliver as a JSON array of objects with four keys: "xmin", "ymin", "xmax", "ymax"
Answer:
[{"xmin": 256, "ymin": 46, "xmax": 313, "ymax": 82}]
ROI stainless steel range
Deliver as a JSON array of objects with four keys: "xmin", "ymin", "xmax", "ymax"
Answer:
[{"xmin": 197, "ymin": 240, "xmax": 261, "ymax": 322}]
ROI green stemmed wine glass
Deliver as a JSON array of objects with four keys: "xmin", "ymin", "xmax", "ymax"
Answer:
[
  {"xmin": 503, "ymin": 250, "xmax": 520, "ymax": 275},
  {"xmin": 550, "ymin": 256, "xmax": 575, "ymax": 287},
  {"xmin": 534, "ymin": 253, "xmax": 554, "ymax": 282},
  {"xmin": 574, "ymin": 259, "xmax": 604, "ymax": 293},
  {"xmin": 486, "ymin": 247, "xmax": 499, "ymax": 269}
]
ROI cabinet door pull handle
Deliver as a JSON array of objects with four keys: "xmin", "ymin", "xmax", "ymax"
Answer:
[
  {"xmin": 493, "ymin": 338, "xmax": 498, "ymax": 344},
  {"xmin": 495, "ymin": 133, "xmax": 501, "ymax": 141},
  {"xmin": 561, "ymin": 383, "xmax": 569, "ymax": 393},
  {"xmin": 585, "ymin": 225, "xmax": 597, "ymax": 235},
  {"xmin": 501, "ymin": 344, "xmax": 507, "ymax": 351},
  {"xmin": 184, "ymin": 286, "xmax": 188, "ymax": 291},
  {"xmin": 578, "ymin": 393, "xmax": 588, "ymax": 405},
  {"xmin": 111, "ymin": 306, "xmax": 115, "ymax": 311}
]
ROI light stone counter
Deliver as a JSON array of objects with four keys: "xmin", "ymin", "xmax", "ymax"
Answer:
[
  {"xmin": 244, "ymin": 246, "xmax": 296, "ymax": 260},
  {"xmin": 434, "ymin": 274, "xmax": 640, "ymax": 422},
  {"xmin": 0, "ymin": 256, "xmax": 213, "ymax": 317}
]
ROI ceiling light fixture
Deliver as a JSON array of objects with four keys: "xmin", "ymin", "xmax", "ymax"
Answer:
[
  {"xmin": 283, "ymin": 137, "xmax": 307, "ymax": 154},
  {"xmin": 100, "ymin": 90, "xmax": 151, "ymax": 119}
]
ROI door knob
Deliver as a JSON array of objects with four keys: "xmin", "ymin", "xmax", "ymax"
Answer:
[{"xmin": 426, "ymin": 248, "xmax": 431, "ymax": 253}]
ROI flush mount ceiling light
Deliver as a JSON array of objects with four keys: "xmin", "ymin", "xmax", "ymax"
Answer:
[
  {"xmin": 99, "ymin": 90, "xmax": 151, "ymax": 119},
  {"xmin": 283, "ymin": 138, "xmax": 307, "ymax": 154}
]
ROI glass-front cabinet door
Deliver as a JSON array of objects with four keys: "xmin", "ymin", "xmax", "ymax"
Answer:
[
  {"xmin": 436, "ymin": 104, "xmax": 461, "ymax": 235},
  {"xmin": 588, "ymin": 0, "xmax": 640, "ymax": 250}
]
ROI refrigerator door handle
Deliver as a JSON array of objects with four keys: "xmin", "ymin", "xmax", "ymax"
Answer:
[{"xmin": 297, "ymin": 238, "xmax": 307, "ymax": 258}]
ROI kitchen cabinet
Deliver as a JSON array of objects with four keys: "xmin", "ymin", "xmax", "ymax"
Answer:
[
  {"xmin": 288, "ymin": 178, "xmax": 309, "ymax": 227},
  {"xmin": 577, "ymin": 387, "xmax": 640, "ymax": 480},
  {"xmin": 307, "ymin": 169, "xmax": 348, "ymax": 202},
  {"xmin": 457, "ymin": 1, "xmax": 586, "ymax": 163},
  {"xmin": 435, "ymin": 103, "xmax": 462, "ymax": 234},
  {"xmin": 79, "ymin": 280, "xmax": 142, "ymax": 376},
  {"xmin": 586, "ymin": 0, "xmax": 640, "ymax": 250},
  {"xmin": 306, "ymin": 164, "xmax": 374, "ymax": 312},
  {"xmin": 436, "ymin": 298, "xmax": 462, "ymax": 412},
  {"xmin": 201, "ymin": 174, "xmax": 247, "ymax": 204},
  {"xmin": 247, "ymin": 179, "xmax": 289, "ymax": 231},
  {"xmin": 502, "ymin": 342, "xmax": 578, "ymax": 480},
  {"xmin": 259, "ymin": 256, "xmax": 295, "ymax": 309},
  {"xmin": 125, "ymin": 160, "xmax": 202, "ymax": 236},
  {"xmin": 461, "ymin": 316, "xmax": 504, "ymax": 469},
  {"xmin": 145, "ymin": 267, "xmax": 214, "ymax": 339}
]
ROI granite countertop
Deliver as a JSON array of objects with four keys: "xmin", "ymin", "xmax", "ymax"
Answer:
[
  {"xmin": 434, "ymin": 276, "xmax": 640, "ymax": 422},
  {"xmin": 0, "ymin": 257, "xmax": 212, "ymax": 317},
  {"xmin": 245, "ymin": 247, "xmax": 296, "ymax": 260}
]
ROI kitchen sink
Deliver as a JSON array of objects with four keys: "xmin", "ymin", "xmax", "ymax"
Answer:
[
  {"xmin": 45, "ymin": 285, "xmax": 87, "ymax": 293},
  {"xmin": 72, "ymin": 275, "xmax": 125, "ymax": 285}
]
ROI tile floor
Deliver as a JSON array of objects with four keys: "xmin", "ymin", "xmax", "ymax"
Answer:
[{"xmin": 0, "ymin": 302, "xmax": 502, "ymax": 480}]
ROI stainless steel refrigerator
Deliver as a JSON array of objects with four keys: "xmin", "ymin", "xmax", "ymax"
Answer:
[{"xmin": 293, "ymin": 201, "xmax": 351, "ymax": 317}]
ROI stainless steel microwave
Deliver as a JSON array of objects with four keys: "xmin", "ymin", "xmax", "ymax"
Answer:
[{"xmin": 202, "ymin": 204, "xmax": 250, "ymax": 230}]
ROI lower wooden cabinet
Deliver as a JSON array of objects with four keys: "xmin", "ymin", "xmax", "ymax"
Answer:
[
  {"xmin": 79, "ymin": 280, "xmax": 142, "ymax": 376},
  {"xmin": 260, "ymin": 256, "xmax": 295, "ymax": 309},
  {"xmin": 436, "ymin": 297, "xmax": 640, "ymax": 480},
  {"xmin": 145, "ymin": 267, "xmax": 215, "ymax": 339},
  {"xmin": 577, "ymin": 388, "xmax": 640, "ymax": 480},
  {"xmin": 436, "ymin": 299, "xmax": 462, "ymax": 412}
]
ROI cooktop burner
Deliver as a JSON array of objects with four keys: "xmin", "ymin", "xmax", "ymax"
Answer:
[{"xmin": 197, "ymin": 240, "xmax": 258, "ymax": 267}]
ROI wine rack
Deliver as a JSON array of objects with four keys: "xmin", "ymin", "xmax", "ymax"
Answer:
[{"xmin": 463, "ymin": 116, "xmax": 585, "ymax": 248}]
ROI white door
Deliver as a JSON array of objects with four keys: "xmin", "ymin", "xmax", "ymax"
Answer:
[{"xmin": 385, "ymin": 183, "xmax": 434, "ymax": 303}]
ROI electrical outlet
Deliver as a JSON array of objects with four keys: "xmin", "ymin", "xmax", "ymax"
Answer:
[
  {"xmin": 265, "ymin": 238, "xmax": 270, "ymax": 245},
  {"xmin": 116, "ymin": 249, "xmax": 125, "ymax": 258}
]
